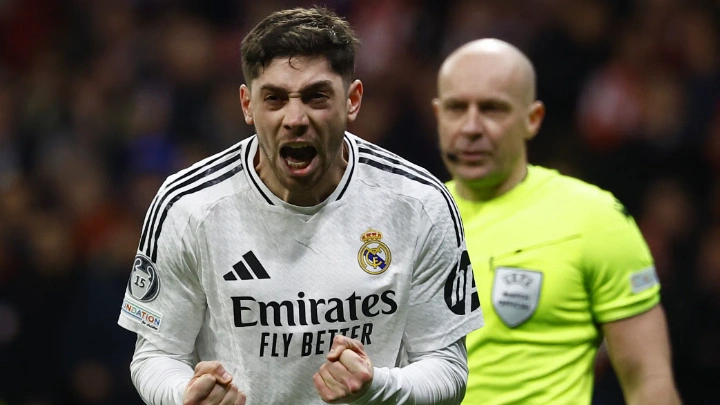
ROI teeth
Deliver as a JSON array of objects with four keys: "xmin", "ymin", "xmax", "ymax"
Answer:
[
  {"xmin": 286, "ymin": 159, "xmax": 310, "ymax": 169},
  {"xmin": 288, "ymin": 144, "xmax": 309, "ymax": 149}
]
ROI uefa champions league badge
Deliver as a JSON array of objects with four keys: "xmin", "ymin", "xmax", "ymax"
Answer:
[
  {"xmin": 357, "ymin": 228, "xmax": 392, "ymax": 275},
  {"xmin": 127, "ymin": 254, "xmax": 161, "ymax": 302}
]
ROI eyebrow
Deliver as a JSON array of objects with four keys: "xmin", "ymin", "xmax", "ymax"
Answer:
[
  {"xmin": 440, "ymin": 97, "xmax": 466, "ymax": 105},
  {"xmin": 259, "ymin": 80, "xmax": 335, "ymax": 94},
  {"xmin": 440, "ymin": 96, "xmax": 511, "ymax": 106}
]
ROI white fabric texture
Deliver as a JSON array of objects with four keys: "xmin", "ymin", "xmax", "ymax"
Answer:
[
  {"xmin": 119, "ymin": 133, "xmax": 483, "ymax": 404},
  {"xmin": 131, "ymin": 336, "xmax": 468, "ymax": 405}
]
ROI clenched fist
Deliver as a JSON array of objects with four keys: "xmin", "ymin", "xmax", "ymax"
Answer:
[
  {"xmin": 313, "ymin": 335, "xmax": 374, "ymax": 403},
  {"xmin": 183, "ymin": 361, "xmax": 246, "ymax": 405}
]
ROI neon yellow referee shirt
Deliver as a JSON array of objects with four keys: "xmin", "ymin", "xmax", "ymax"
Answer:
[{"xmin": 449, "ymin": 165, "xmax": 660, "ymax": 405}]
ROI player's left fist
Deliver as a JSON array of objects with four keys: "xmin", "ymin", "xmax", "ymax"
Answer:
[{"xmin": 313, "ymin": 335, "xmax": 374, "ymax": 404}]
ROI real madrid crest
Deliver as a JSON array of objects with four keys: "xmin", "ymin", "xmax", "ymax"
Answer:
[{"xmin": 357, "ymin": 228, "xmax": 392, "ymax": 275}]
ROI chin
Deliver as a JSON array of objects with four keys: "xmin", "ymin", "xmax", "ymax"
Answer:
[
  {"xmin": 455, "ymin": 166, "xmax": 493, "ymax": 183},
  {"xmin": 282, "ymin": 174, "xmax": 318, "ymax": 191}
]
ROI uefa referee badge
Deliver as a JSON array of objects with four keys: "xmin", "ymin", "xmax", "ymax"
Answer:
[{"xmin": 492, "ymin": 267, "xmax": 542, "ymax": 327}]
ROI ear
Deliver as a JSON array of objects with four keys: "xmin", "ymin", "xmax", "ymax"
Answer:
[
  {"xmin": 525, "ymin": 101, "xmax": 545, "ymax": 141},
  {"xmin": 239, "ymin": 84, "xmax": 254, "ymax": 125},
  {"xmin": 346, "ymin": 80, "xmax": 363, "ymax": 123},
  {"xmin": 432, "ymin": 98, "xmax": 441, "ymax": 118}
]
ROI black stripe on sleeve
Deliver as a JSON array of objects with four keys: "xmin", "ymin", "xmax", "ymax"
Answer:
[
  {"xmin": 149, "ymin": 163, "xmax": 245, "ymax": 262},
  {"xmin": 140, "ymin": 151, "xmax": 243, "ymax": 257},
  {"xmin": 138, "ymin": 194, "xmax": 160, "ymax": 252},
  {"xmin": 357, "ymin": 142, "xmax": 464, "ymax": 241},
  {"xmin": 139, "ymin": 142, "xmax": 243, "ymax": 253},
  {"xmin": 358, "ymin": 156, "xmax": 462, "ymax": 247}
]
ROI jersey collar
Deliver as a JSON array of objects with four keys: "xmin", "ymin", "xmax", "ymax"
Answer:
[{"xmin": 242, "ymin": 132, "xmax": 358, "ymax": 211}]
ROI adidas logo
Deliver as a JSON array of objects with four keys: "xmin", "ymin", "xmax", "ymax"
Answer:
[{"xmin": 224, "ymin": 251, "xmax": 269, "ymax": 281}]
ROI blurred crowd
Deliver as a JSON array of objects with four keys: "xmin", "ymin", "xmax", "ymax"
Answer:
[{"xmin": 0, "ymin": 0, "xmax": 718, "ymax": 404}]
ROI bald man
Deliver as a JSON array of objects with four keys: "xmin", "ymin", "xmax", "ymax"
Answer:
[{"xmin": 433, "ymin": 39, "xmax": 682, "ymax": 405}]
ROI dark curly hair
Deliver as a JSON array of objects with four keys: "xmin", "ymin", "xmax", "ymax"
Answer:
[{"xmin": 240, "ymin": 7, "xmax": 360, "ymax": 86}]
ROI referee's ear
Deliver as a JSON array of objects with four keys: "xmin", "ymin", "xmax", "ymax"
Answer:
[
  {"xmin": 240, "ymin": 85, "xmax": 254, "ymax": 125},
  {"xmin": 525, "ymin": 100, "xmax": 544, "ymax": 141}
]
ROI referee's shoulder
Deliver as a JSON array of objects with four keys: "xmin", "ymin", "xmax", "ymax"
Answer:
[{"xmin": 539, "ymin": 166, "xmax": 619, "ymax": 211}]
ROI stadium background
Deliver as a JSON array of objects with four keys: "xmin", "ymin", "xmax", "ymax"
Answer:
[{"xmin": 0, "ymin": 0, "xmax": 718, "ymax": 403}]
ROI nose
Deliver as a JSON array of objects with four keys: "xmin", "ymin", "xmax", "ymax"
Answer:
[
  {"xmin": 460, "ymin": 105, "xmax": 483, "ymax": 138},
  {"xmin": 283, "ymin": 98, "xmax": 309, "ymax": 132}
]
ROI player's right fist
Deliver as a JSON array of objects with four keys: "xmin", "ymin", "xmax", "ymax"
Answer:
[{"xmin": 183, "ymin": 361, "xmax": 246, "ymax": 405}]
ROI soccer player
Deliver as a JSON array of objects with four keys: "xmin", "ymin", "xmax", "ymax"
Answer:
[
  {"xmin": 432, "ymin": 38, "xmax": 682, "ymax": 405},
  {"xmin": 118, "ymin": 7, "xmax": 483, "ymax": 405}
]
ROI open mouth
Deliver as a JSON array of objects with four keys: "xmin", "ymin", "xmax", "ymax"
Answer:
[{"xmin": 280, "ymin": 144, "xmax": 318, "ymax": 171}]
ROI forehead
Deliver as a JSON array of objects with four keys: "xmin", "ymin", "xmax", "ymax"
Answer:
[
  {"xmin": 439, "ymin": 53, "xmax": 523, "ymax": 101},
  {"xmin": 251, "ymin": 56, "xmax": 343, "ymax": 91}
]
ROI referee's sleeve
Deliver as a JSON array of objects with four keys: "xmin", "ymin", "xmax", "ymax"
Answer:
[{"xmin": 583, "ymin": 199, "xmax": 660, "ymax": 323}]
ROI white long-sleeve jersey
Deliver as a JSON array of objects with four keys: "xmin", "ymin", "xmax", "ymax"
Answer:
[{"xmin": 118, "ymin": 133, "xmax": 483, "ymax": 404}]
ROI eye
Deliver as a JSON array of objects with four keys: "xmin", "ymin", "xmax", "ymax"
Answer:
[
  {"xmin": 480, "ymin": 101, "xmax": 508, "ymax": 113},
  {"xmin": 263, "ymin": 93, "xmax": 287, "ymax": 109},
  {"xmin": 304, "ymin": 92, "xmax": 330, "ymax": 107},
  {"xmin": 443, "ymin": 101, "xmax": 467, "ymax": 113}
]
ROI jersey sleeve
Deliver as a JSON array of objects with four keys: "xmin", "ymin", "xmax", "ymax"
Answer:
[
  {"xmin": 118, "ymin": 189, "xmax": 206, "ymax": 356},
  {"xmin": 402, "ymin": 191, "xmax": 484, "ymax": 353},
  {"xmin": 583, "ymin": 198, "xmax": 660, "ymax": 324}
]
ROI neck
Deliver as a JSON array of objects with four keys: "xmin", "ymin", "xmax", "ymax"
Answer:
[
  {"xmin": 455, "ymin": 164, "xmax": 528, "ymax": 202},
  {"xmin": 256, "ymin": 143, "xmax": 349, "ymax": 207}
]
